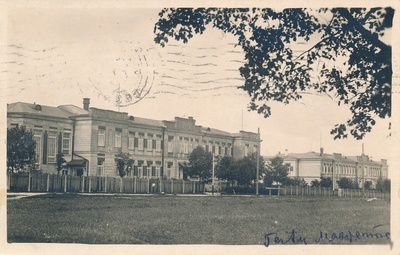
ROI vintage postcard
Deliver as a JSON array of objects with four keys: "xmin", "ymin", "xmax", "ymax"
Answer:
[{"xmin": 1, "ymin": 1, "xmax": 399, "ymax": 254}]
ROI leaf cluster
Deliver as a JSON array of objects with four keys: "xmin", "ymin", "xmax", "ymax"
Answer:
[{"xmin": 154, "ymin": 7, "xmax": 394, "ymax": 140}]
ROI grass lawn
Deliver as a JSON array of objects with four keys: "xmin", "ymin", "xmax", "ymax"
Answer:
[{"xmin": 7, "ymin": 194, "xmax": 390, "ymax": 245}]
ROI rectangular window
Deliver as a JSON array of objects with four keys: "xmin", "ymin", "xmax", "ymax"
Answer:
[
  {"xmin": 147, "ymin": 139, "xmax": 152, "ymax": 151},
  {"xmin": 138, "ymin": 166, "xmax": 143, "ymax": 177},
  {"xmin": 47, "ymin": 132, "xmax": 57, "ymax": 163},
  {"xmin": 184, "ymin": 143, "xmax": 188, "ymax": 154},
  {"xmin": 62, "ymin": 132, "xmax": 71, "ymax": 155},
  {"xmin": 134, "ymin": 137, "xmax": 139, "ymax": 148},
  {"xmin": 138, "ymin": 138, "xmax": 144, "ymax": 150},
  {"xmin": 143, "ymin": 166, "xmax": 148, "ymax": 177},
  {"xmin": 156, "ymin": 140, "xmax": 161, "ymax": 151},
  {"xmin": 152, "ymin": 166, "xmax": 156, "ymax": 177},
  {"xmin": 97, "ymin": 158, "xmax": 105, "ymax": 176},
  {"xmin": 133, "ymin": 166, "xmax": 139, "ymax": 177},
  {"xmin": 33, "ymin": 130, "xmax": 42, "ymax": 164},
  {"xmin": 115, "ymin": 131, "xmax": 122, "ymax": 148},
  {"xmin": 168, "ymin": 141, "xmax": 173, "ymax": 153},
  {"xmin": 152, "ymin": 139, "xmax": 157, "ymax": 150},
  {"xmin": 212, "ymin": 145, "xmax": 215, "ymax": 154},
  {"xmin": 129, "ymin": 133, "xmax": 134, "ymax": 150},
  {"xmin": 98, "ymin": 128, "xmax": 105, "ymax": 146},
  {"xmin": 218, "ymin": 146, "xmax": 222, "ymax": 155},
  {"xmin": 206, "ymin": 144, "xmax": 209, "ymax": 152},
  {"xmin": 144, "ymin": 139, "xmax": 148, "ymax": 149}
]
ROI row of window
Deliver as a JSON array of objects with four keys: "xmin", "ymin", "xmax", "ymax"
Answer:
[
  {"xmin": 33, "ymin": 130, "xmax": 71, "ymax": 165},
  {"xmin": 322, "ymin": 163, "xmax": 384, "ymax": 177},
  {"xmin": 96, "ymin": 158, "xmax": 175, "ymax": 178},
  {"xmin": 97, "ymin": 127, "xmax": 240, "ymax": 156}
]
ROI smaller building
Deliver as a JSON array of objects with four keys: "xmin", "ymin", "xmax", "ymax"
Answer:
[{"xmin": 268, "ymin": 148, "xmax": 389, "ymax": 188}]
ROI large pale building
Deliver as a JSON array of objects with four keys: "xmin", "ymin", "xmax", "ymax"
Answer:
[
  {"xmin": 7, "ymin": 98, "xmax": 260, "ymax": 179},
  {"xmin": 272, "ymin": 148, "xmax": 389, "ymax": 188}
]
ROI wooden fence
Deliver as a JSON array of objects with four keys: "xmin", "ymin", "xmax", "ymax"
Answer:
[
  {"xmin": 279, "ymin": 185, "xmax": 390, "ymax": 199},
  {"xmin": 7, "ymin": 173, "xmax": 205, "ymax": 194}
]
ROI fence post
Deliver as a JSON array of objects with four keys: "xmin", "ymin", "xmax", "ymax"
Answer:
[
  {"xmin": 63, "ymin": 175, "xmax": 66, "ymax": 193},
  {"xmin": 27, "ymin": 172, "xmax": 31, "ymax": 192},
  {"xmin": 134, "ymin": 177, "xmax": 137, "ymax": 193},
  {"xmin": 46, "ymin": 173, "xmax": 49, "ymax": 192},
  {"xmin": 182, "ymin": 180, "xmax": 185, "ymax": 194},
  {"xmin": 81, "ymin": 176, "xmax": 85, "ymax": 193},
  {"xmin": 104, "ymin": 176, "xmax": 107, "ymax": 193},
  {"xmin": 7, "ymin": 172, "xmax": 11, "ymax": 191},
  {"xmin": 147, "ymin": 178, "xmax": 150, "ymax": 194},
  {"xmin": 88, "ymin": 176, "xmax": 91, "ymax": 193},
  {"xmin": 120, "ymin": 177, "xmax": 123, "ymax": 193},
  {"xmin": 171, "ymin": 179, "xmax": 174, "ymax": 194}
]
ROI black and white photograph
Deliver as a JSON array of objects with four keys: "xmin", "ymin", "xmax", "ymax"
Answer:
[{"xmin": 1, "ymin": 1, "xmax": 399, "ymax": 254}]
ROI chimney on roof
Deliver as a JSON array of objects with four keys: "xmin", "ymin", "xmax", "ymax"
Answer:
[
  {"xmin": 83, "ymin": 98, "xmax": 90, "ymax": 110},
  {"xmin": 320, "ymin": 147, "xmax": 324, "ymax": 156}
]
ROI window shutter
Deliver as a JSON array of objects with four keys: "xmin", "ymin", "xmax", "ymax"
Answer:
[
  {"xmin": 43, "ymin": 131, "xmax": 48, "ymax": 164},
  {"xmin": 58, "ymin": 132, "xmax": 62, "ymax": 154}
]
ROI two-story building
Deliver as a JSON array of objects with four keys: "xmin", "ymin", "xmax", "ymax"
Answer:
[
  {"xmin": 270, "ymin": 148, "xmax": 389, "ymax": 188},
  {"xmin": 7, "ymin": 98, "xmax": 260, "ymax": 179}
]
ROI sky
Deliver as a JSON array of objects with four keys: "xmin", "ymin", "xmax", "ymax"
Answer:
[{"xmin": 2, "ymin": 7, "xmax": 395, "ymax": 164}]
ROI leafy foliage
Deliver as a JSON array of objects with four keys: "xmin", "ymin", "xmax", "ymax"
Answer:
[
  {"xmin": 337, "ymin": 177, "xmax": 356, "ymax": 189},
  {"xmin": 320, "ymin": 176, "xmax": 333, "ymax": 188},
  {"xmin": 264, "ymin": 156, "xmax": 290, "ymax": 186},
  {"xmin": 376, "ymin": 177, "xmax": 390, "ymax": 192},
  {"xmin": 215, "ymin": 155, "xmax": 237, "ymax": 185},
  {"xmin": 7, "ymin": 126, "xmax": 37, "ymax": 172},
  {"xmin": 235, "ymin": 152, "xmax": 266, "ymax": 186},
  {"xmin": 115, "ymin": 151, "xmax": 134, "ymax": 178},
  {"xmin": 186, "ymin": 146, "xmax": 213, "ymax": 181},
  {"xmin": 311, "ymin": 176, "xmax": 333, "ymax": 188},
  {"xmin": 154, "ymin": 8, "xmax": 394, "ymax": 140},
  {"xmin": 56, "ymin": 153, "xmax": 66, "ymax": 175},
  {"xmin": 364, "ymin": 180, "xmax": 373, "ymax": 190}
]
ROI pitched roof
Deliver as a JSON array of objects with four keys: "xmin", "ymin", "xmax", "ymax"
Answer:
[
  {"xmin": 129, "ymin": 116, "xmax": 164, "ymax": 127},
  {"xmin": 58, "ymin": 105, "xmax": 89, "ymax": 115},
  {"xmin": 201, "ymin": 126, "xmax": 232, "ymax": 137},
  {"xmin": 7, "ymin": 102, "xmax": 75, "ymax": 119},
  {"xmin": 284, "ymin": 151, "xmax": 357, "ymax": 163}
]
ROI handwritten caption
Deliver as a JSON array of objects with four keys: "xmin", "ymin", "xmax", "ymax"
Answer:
[{"xmin": 264, "ymin": 225, "xmax": 390, "ymax": 247}]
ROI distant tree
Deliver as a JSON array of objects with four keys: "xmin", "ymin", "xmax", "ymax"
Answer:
[
  {"xmin": 311, "ymin": 179, "xmax": 320, "ymax": 187},
  {"xmin": 364, "ymin": 180, "xmax": 373, "ymax": 190},
  {"xmin": 186, "ymin": 146, "xmax": 213, "ymax": 181},
  {"xmin": 7, "ymin": 126, "xmax": 37, "ymax": 173},
  {"xmin": 216, "ymin": 155, "xmax": 237, "ymax": 186},
  {"xmin": 264, "ymin": 156, "xmax": 289, "ymax": 186},
  {"xmin": 376, "ymin": 176, "xmax": 390, "ymax": 193},
  {"xmin": 383, "ymin": 179, "xmax": 391, "ymax": 193},
  {"xmin": 286, "ymin": 177, "xmax": 308, "ymax": 187},
  {"xmin": 235, "ymin": 152, "xmax": 265, "ymax": 186},
  {"xmin": 337, "ymin": 177, "xmax": 355, "ymax": 189},
  {"xmin": 115, "ymin": 151, "xmax": 134, "ymax": 178},
  {"xmin": 320, "ymin": 176, "xmax": 333, "ymax": 188},
  {"xmin": 56, "ymin": 153, "xmax": 66, "ymax": 175},
  {"xmin": 154, "ymin": 8, "xmax": 394, "ymax": 140}
]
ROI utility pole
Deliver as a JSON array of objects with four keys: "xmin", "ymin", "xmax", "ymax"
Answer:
[
  {"xmin": 212, "ymin": 153, "xmax": 215, "ymax": 195},
  {"xmin": 256, "ymin": 128, "xmax": 260, "ymax": 196}
]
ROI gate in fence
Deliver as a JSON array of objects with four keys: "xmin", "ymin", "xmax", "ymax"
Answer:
[{"xmin": 7, "ymin": 173, "xmax": 205, "ymax": 194}]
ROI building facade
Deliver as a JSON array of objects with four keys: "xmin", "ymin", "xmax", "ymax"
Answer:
[
  {"xmin": 7, "ymin": 98, "xmax": 260, "ymax": 179},
  {"xmin": 273, "ymin": 148, "xmax": 389, "ymax": 188}
]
